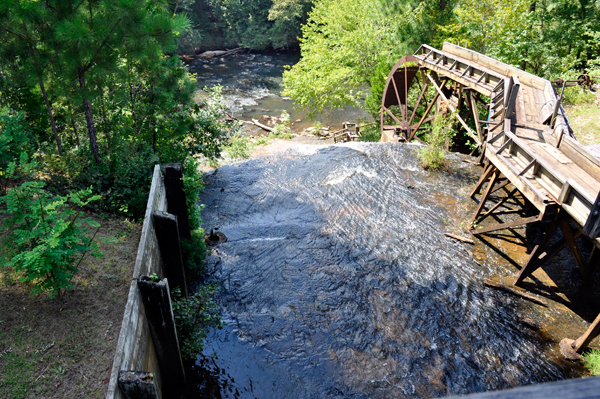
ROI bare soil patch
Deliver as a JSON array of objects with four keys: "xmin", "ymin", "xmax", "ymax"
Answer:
[{"xmin": 0, "ymin": 215, "xmax": 141, "ymax": 398}]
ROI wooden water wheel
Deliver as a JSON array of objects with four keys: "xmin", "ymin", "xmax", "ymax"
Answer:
[{"xmin": 380, "ymin": 54, "xmax": 487, "ymax": 151}]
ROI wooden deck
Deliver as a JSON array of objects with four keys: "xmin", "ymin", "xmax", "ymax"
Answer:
[{"xmin": 409, "ymin": 43, "xmax": 600, "ymax": 251}]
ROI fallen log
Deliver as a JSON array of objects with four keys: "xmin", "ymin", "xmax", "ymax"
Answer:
[
  {"xmin": 444, "ymin": 232, "xmax": 474, "ymax": 244},
  {"xmin": 251, "ymin": 119, "xmax": 274, "ymax": 132},
  {"xmin": 214, "ymin": 47, "xmax": 243, "ymax": 58},
  {"xmin": 199, "ymin": 47, "xmax": 243, "ymax": 59},
  {"xmin": 483, "ymin": 278, "xmax": 548, "ymax": 307}
]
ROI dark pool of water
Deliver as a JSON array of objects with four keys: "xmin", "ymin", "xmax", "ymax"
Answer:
[{"xmin": 184, "ymin": 143, "xmax": 575, "ymax": 398}]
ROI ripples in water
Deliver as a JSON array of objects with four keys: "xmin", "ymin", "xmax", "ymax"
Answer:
[{"xmin": 185, "ymin": 143, "xmax": 571, "ymax": 398}]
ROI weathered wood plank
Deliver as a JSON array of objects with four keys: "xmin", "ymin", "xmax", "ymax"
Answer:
[
  {"xmin": 107, "ymin": 165, "xmax": 168, "ymax": 399},
  {"xmin": 444, "ymin": 376, "xmax": 600, "ymax": 399}
]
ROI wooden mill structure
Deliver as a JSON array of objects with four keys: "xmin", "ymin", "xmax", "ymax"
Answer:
[{"xmin": 381, "ymin": 43, "xmax": 600, "ymax": 356}]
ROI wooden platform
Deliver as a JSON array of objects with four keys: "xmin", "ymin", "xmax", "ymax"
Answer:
[{"xmin": 410, "ymin": 43, "xmax": 600, "ymax": 249}]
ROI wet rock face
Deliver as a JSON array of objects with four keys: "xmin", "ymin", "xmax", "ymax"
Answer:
[{"xmin": 194, "ymin": 143, "xmax": 566, "ymax": 398}]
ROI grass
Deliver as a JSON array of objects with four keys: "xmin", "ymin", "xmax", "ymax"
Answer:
[
  {"xmin": 563, "ymin": 86, "xmax": 600, "ymax": 145},
  {"xmin": 0, "ymin": 215, "xmax": 140, "ymax": 398},
  {"xmin": 583, "ymin": 348, "xmax": 600, "ymax": 376}
]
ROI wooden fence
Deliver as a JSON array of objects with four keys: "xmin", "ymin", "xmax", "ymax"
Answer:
[{"xmin": 106, "ymin": 165, "xmax": 166, "ymax": 398}]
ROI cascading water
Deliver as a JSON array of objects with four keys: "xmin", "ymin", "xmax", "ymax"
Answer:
[{"xmin": 183, "ymin": 143, "xmax": 578, "ymax": 398}]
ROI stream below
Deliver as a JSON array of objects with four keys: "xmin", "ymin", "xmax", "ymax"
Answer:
[{"xmin": 182, "ymin": 143, "xmax": 589, "ymax": 398}]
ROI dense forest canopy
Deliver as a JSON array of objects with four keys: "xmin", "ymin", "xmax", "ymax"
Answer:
[
  {"xmin": 177, "ymin": 0, "xmax": 314, "ymax": 51},
  {"xmin": 0, "ymin": 0, "xmax": 233, "ymax": 218},
  {"xmin": 283, "ymin": 0, "xmax": 600, "ymax": 118},
  {"xmin": 1, "ymin": 0, "xmax": 599, "ymax": 217}
]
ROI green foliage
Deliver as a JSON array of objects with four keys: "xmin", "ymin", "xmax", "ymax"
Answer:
[
  {"xmin": 0, "ymin": 109, "xmax": 34, "ymax": 173},
  {"xmin": 359, "ymin": 123, "xmax": 381, "ymax": 142},
  {"xmin": 182, "ymin": 157, "xmax": 205, "ymax": 230},
  {"xmin": 171, "ymin": 285, "xmax": 223, "ymax": 360},
  {"xmin": 178, "ymin": 0, "xmax": 312, "ymax": 52},
  {"xmin": 437, "ymin": 0, "xmax": 600, "ymax": 77},
  {"xmin": 0, "ymin": 154, "xmax": 101, "ymax": 298},
  {"xmin": 282, "ymin": 0, "xmax": 403, "ymax": 118},
  {"xmin": 226, "ymin": 133, "xmax": 253, "ymax": 160},
  {"xmin": 583, "ymin": 348, "xmax": 600, "ymax": 376},
  {"xmin": 180, "ymin": 230, "xmax": 207, "ymax": 278},
  {"xmin": 269, "ymin": 111, "xmax": 293, "ymax": 139},
  {"xmin": 181, "ymin": 157, "xmax": 207, "ymax": 277},
  {"xmin": 417, "ymin": 114, "xmax": 456, "ymax": 170}
]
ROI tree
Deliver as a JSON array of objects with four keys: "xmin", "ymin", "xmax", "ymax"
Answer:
[
  {"xmin": 0, "ymin": 0, "xmax": 63, "ymax": 155},
  {"xmin": 282, "ymin": 0, "xmax": 404, "ymax": 118},
  {"xmin": 49, "ymin": 0, "xmax": 188, "ymax": 165}
]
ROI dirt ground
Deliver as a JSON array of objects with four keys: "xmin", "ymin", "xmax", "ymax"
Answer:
[{"xmin": 0, "ymin": 215, "xmax": 141, "ymax": 398}]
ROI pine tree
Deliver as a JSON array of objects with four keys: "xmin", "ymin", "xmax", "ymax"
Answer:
[{"xmin": 0, "ymin": 0, "xmax": 63, "ymax": 155}]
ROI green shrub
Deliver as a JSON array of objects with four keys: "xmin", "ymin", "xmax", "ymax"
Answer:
[
  {"xmin": 182, "ymin": 157, "xmax": 205, "ymax": 230},
  {"xmin": 180, "ymin": 230, "xmax": 207, "ymax": 278},
  {"xmin": 417, "ymin": 113, "xmax": 456, "ymax": 170},
  {"xmin": 269, "ymin": 111, "xmax": 293, "ymax": 139},
  {"xmin": 226, "ymin": 133, "xmax": 253, "ymax": 160},
  {"xmin": 0, "ymin": 154, "xmax": 102, "ymax": 298},
  {"xmin": 359, "ymin": 123, "xmax": 381, "ymax": 142},
  {"xmin": 583, "ymin": 348, "xmax": 600, "ymax": 376},
  {"xmin": 171, "ymin": 285, "xmax": 223, "ymax": 360},
  {"xmin": 0, "ymin": 108, "xmax": 33, "ymax": 180}
]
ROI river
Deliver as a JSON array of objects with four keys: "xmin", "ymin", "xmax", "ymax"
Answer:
[
  {"xmin": 180, "ymin": 142, "xmax": 591, "ymax": 398},
  {"xmin": 185, "ymin": 52, "xmax": 373, "ymax": 133},
  {"xmin": 179, "ymin": 53, "xmax": 593, "ymax": 399}
]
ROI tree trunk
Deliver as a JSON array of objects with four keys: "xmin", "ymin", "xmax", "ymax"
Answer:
[
  {"xmin": 440, "ymin": 0, "xmax": 446, "ymax": 11},
  {"xmin": 78, "ymin": 72, "xmax": 101, "ymax": 165},
  {"xmin": 68, "ymin": 101, "xmax": 80, "ymax": 146},
  {"xmin": 100, "ymin": 92, "xmax": 111, "ymax": 151},
  {"xmin": 38, "ymin": 76, "xmax": 62, "ymax": 156}
]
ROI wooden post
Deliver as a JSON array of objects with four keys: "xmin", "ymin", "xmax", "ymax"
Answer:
[
  {"xmin": 471, "ymin": 170, "xmax": 499, "ymax": 223},
  {"xmin": 118, "ymin": 371, "xmax": 161, "ymax": 399},
  {"xmin": 584, "ymin": 192, "xmax": 600, "ymax": 238},
  {"xmin": 560, "ymin": 312, "xmax": 600, "ymax": 360},
  {"xmin": 558, "ymin": 218, "xmax": 588, "ymax": 278},
  {"xmin": 162, "ymin": 163, "xmax": 191, "ymax": 240},
  {"xmin": 137, "ymin": 277, "xmax": 185, "ymax": 385},
  {"xmin": 152, "ymin": 211, "xmax": 187, "ymax": 297},
  {"xmin": 514, "ymin": 215, "xmax": 560, "ymax": 286}
]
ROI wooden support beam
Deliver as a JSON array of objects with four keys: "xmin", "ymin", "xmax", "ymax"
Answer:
[
  {"xmin": 490, "ymin": 179, "xmax": 511, "ymax": 195},
  {"xmin": 162, "ymin": 164, "xmax": 191, "ymax": 240},
  {"xmin": 469, "ymin": 91, "xmax": 483, "ymax": 144},
  {"xmin": 391, "ymin": 76, "xmax": 406, "ymax": 121},
  {"xmin": 471, "ymin": 214, "xmax": 542, "ymax": 235},
  {"xmin": 408, "ymin": 73, "xmax": 428, "ymax": 129},
  {"xmin": 514, "ymin": 215, "xmax": 561, "ymax": 286},
  {"xmin": 528, "ymin": 229, "xmax": 584, "ymax": 270},
  {"xmin": 561, "ymin": 312, "xmax": 600, "ymax": 360},
  {"xmin": 404, "ymin": 64, "xmax": 409, "ymax": 126},
  {"xmin": 427, "ymin": 73, "xmax": 481, "ymax": 145},
  {"xmin": 470, "ymin": 164, "xmax": 495, "ymax": 198},
  {"xmin": 559, "ymin": 218, "xmax": 589, "ymax": 278},
  {"xmin": 475, "ymin": 188, "xmax": 519, "ymax": 224},
  {"xmin": 137, "ymin": 277, "xmax": 185, "ymax": 385},
  {"xmin": 152, "ymin": 211, "xmax": 188, "ymax": 297},
  {"xmin": 408, "ymin": 90, "xmax": 440, "ymax": 142},
  {"xmin": 118, "ymin": 371, "xmax": 160, "ymax": 399},
  {"xmin": 383, "ymin": 106, "xmax": 403, "ymax": 128},
  {"xmin": 584, "ymin": 191, "xmax": 600, "ymax": 238},
  {"xmin": 483, "ymin": 279, "xmax": 548, "ymax": 307},
  {"xmin": 472, "ymin": 170, "xmax": 500, "ymax": 223}
]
